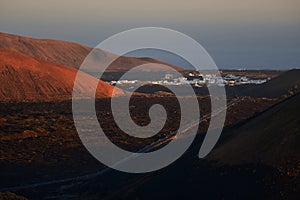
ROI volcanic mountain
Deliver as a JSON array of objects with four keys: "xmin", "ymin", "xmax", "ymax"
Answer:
[
  {"xmin": 0, "ymin": 32, "xmax": 184, "ymax": 72},
  {"xmin": 0, "ymin": 48, "xmax": 124, "ymax": 101},
  {"xmin": 208, "ymin": 92, "xmax": 300, "ymax": 168}
]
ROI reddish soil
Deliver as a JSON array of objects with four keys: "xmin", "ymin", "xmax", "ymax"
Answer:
[
  {"xmin": 0, "ymin": 48, "xmax": 124, "ymax": 101},
  {"xmin": 0, "ymin": 32, "xmax": 184, "ymax": 72}
]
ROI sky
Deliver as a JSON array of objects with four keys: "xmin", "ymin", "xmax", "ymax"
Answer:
[{"xmin": 1, "ymin": 0, "xmax": 300, "ymax": 69}]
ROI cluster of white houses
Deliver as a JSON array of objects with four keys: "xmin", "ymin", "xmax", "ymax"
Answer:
[{"xmin": 110, "ymin": 73, "xmax": 267, "ymax": 87}]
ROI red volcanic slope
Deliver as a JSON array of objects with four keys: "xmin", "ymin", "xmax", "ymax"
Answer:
[
  {"xmin": 0, "ymin": 48, "xmax": 124, "ymax": 102},
  {"xmin": 0, "ymin": 32, "xmax": 184, "ymax": 72}
]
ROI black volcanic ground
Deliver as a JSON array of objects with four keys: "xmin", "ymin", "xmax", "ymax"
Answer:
[
  {"xmin": 57, "ymin": 93, "xmax": 300, "ymax": 200},
  {"xmin": 0, "ymin": 69, "xmax": 299, "ymax": 199}
]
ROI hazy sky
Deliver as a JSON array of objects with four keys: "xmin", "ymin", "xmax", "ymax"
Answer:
[{"xmin": 1, "ymin": 0, "xmax": 300, "ymax": 69}]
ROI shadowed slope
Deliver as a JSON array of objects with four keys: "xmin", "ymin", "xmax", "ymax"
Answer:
[
  {"xmin": 239, "ymin": 69, "xmax": 300, "ymax": 98},
  {"xmin": 208, "ymin": 93, "xmax": 300, "ymax": 167}
]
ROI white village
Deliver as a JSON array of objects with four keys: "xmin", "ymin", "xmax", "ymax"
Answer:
[{"xmin": 110, "ymin": 72, "xmax": 268, "ymax": 87}]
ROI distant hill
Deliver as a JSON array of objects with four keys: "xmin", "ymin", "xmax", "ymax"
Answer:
[
  {"xmin": 208, "ymin": 92, "xmax": 300, "ymax": 167},
  {"xmin": 0, "ymin": 32, "xmax": 184, "ymax": 72},
  {"xmin": 0, "ymin": 48, "xmax": 124, "ymax": 101},
  {"xmin": 239, "ymin": 69, "xmax": 300, "ymax": 98}
]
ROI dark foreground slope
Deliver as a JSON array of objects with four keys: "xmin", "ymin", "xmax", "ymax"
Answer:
[
  {"xmin": 209, "ymin": 92, "xmax": 300, "ymax": 169},
  {"xmin": 42, "ymin": 94, "xmax": 299, "ymax": 200}
]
